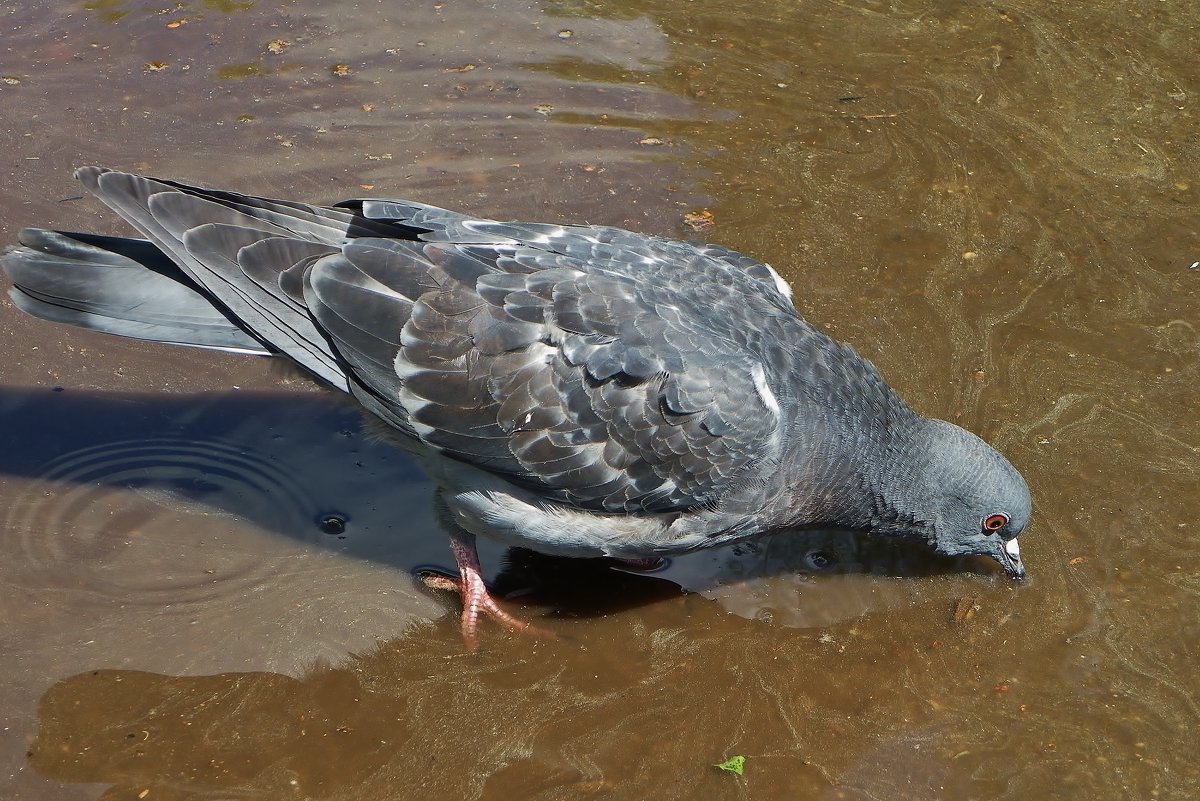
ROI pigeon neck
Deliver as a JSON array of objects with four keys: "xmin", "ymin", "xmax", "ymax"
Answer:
[
  {"xmin": 783, "ymin": 412, "xmax": 940, "ymax": 543},
  {"xmin": 858, "ymin": 418, "xmax": 947, "ymax": 543}
]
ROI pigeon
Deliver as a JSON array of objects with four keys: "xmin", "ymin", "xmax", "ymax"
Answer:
[{"xmin": 2, "ymin": 167, "xmax": 1031, "ymax": 647}]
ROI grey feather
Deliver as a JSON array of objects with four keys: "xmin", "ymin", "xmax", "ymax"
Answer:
[{"xmin": 4, "ymin": 229, "xmax": 266, "ymax": 353}]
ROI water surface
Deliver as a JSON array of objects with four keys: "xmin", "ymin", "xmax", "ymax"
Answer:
[{"xmin": 1, "ymin": 0, "xmax": 1196, "ymax": 798}]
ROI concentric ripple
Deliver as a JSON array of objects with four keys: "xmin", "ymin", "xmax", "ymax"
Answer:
[{"xmin": 4, "ymin": 435, "xmax": 315, "ymax": 604}]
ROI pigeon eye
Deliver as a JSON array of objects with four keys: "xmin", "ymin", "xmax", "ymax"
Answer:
[{"xmin": 982, "ymin": 513, "xmax": 1009, "ymax": 533}]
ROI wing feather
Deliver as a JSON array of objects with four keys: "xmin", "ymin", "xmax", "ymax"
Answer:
[{"xmin": 63, "ymin": 168, "xmax": 797, "ymax": 514}]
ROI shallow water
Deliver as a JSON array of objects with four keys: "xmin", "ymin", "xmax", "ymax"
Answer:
[{"xmin": 1, "ymin": 0, "xmax": 1196, "ymax": 799}]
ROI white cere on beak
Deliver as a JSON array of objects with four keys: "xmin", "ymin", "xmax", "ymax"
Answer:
[{"xmin": 1004, "ymin": 538, "xmax": 1021, "ymax": 560}]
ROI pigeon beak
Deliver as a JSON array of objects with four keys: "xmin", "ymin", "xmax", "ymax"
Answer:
[{"xmin": 997, "ymin": 537, "xmax": 1025, "ymax": 581}]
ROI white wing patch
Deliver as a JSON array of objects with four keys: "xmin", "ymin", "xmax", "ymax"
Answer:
[
  {"xmin": 762, "ymin": 262, "xmax": 793, "ymax": 300},
  {"xmin": 750, "ymin": 361, "xmax": 781, "ymax": 419}
]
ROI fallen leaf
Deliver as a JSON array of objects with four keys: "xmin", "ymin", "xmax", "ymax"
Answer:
[
  {"xmin": 951, "ymin": 594, "xmax": 977, "ymax": 624},
  {"xmin": 714, "ymin": 755, "xmax": 745, "ymax": 776},
  {"xmin": 683, "ymin": 209, "xmax": 715, "ymax": 231}
]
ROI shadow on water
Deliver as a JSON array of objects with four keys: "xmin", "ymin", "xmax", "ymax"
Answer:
[{"xmin": 0, "ymin": 385, "xmax": 994, "ymax": 628}]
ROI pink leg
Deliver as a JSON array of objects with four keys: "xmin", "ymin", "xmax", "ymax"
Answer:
[{"xmin": 422, "ymin": 528, "xmax": 551, "ymax": 650}]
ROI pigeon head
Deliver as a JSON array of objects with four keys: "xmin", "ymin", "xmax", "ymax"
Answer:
[{"xmin": 904, "ymin": 419, "xmax": 1031, "ymax": 580}]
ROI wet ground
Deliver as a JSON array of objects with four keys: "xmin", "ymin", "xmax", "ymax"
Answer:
[{"xmin": 0, "ymin": 0, "xmax": 1196, "ymax": 798}]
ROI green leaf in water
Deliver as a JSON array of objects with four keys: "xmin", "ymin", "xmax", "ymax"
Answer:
[{"xmin": 714, "ymin": 755, "xmax": 746, "ymax": 775}]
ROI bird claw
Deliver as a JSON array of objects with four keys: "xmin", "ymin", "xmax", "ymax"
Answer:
[{"xmin": 421, "ymin": 564, "xmax": 553, "ymax": 650}]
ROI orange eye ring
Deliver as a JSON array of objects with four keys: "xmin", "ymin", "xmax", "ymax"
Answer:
[{"xmin": 982, "ymin": 513, "xmax": 1009, "ymax": 532}]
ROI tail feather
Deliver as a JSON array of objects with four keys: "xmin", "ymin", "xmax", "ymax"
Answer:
[
  {"xmin": 74, "ymin": 167, "xmax": 352, "ymax": 389},
  {"xmin": 2, "ymin": 228, "xmax": 269, "ymax": 354}
]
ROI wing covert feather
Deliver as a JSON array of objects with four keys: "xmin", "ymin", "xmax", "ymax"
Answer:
[
  {"xmin": 318, "ymin": 233, "xmax": 787, "ymax": 513},
  {"xmin": 69, "ymin": 168, "xmax": 796, "ymax": 514}
]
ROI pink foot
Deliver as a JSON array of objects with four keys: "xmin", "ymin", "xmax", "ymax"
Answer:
[{"xmin": 422, "ymin": 531, "xmax": 552, "ymax": 650}]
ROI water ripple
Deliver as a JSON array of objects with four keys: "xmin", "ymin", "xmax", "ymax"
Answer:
[{"xmin": 5, "ymin": 435, "xmax": 311, "ymax": 604}]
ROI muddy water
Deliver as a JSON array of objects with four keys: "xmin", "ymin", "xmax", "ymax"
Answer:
[{"xmin": 1, "ymin": 0, "xmax": 1196, "ymax": 799}]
